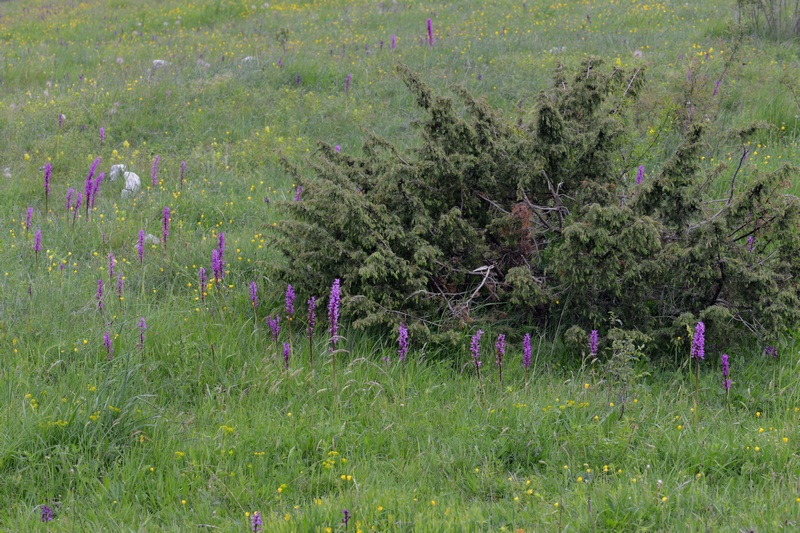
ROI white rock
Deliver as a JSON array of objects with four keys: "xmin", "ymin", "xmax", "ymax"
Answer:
[
  {"xmin": 2, "ymin": 167, "xmax": 11, "ymax": 179},
  {"xmin": 109, "ymin": 164, "xmax": 126, "ymax": 179},
  {"xmin": 152, "ymin": 59, "xmax": 169, "ymax": 69},
  {"xmin": 242, "ymin": 56, "xmax": 255, "ymax": 63},
  {"xmin": 123, "ymin": 172, "xmax": 141, "ymax": 195},
  {"xmin": 110, "ymin": 164, "xmax": 141, "ymax": 197}
]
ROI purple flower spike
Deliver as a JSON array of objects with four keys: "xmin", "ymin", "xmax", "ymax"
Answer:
[
  {"xmin": 199, "ymin": 267, "xmax": 207, "ymax": 302},
  {"xmin": 217, "ymin": 232, "xmax": 225, "ymax": 261},
  {"xmin": 713, "ymin": 79, "xmax": 721, "ymax": 97},
  {"xmin": 747, "ymin": 235, "xmax": 755, "ymax": 253},
  {"xmin": 308, "ymin": 297, "xmax": 317, "ymax": 336},
  {"xmin": 44, "ymin": 162, "xmax": 52, "ymax": 198},
  {"xmin": 721, "ymin": 353, "xmax": 730, "ymax": 392},
  {"xmin": 211, "ymin": 249, "xmax": 222, "ymax": 283},
  {"xmin": 57, "ymin": 113, "xmax": 64, "ymax": 128},
  {"xmin": 471, "ymin": 329, "xmax": 483, "ymax": 369},
  {"xmin": 345, "ymin": 73, "xmax": 352, "ymax": 93},
  {"xmin": 335, "ymin": 144, "xmax": 341, "ymax": 152},
  {"xmin": 391, "ymin": 34, "xmax": 397, "ymax": 49},
  {"xmin": 151, "ymin": 155, "xmax": 160, "ymax": 187},
  {"xmin": 285, "ymin": 284, "xmax": 295, "ymax": 317},
  {"xmin": 589, "ymin": 330, "xmax": 598, "ymax": 357},
  {"xmin": 108, "ymin": 252, "xmax": 116, "ymax": 280},
  {"xmin": 41, "ymin": 505, "xmax": 53, "ymax": 522},
  {"xmin": 690, "ymin": 321, "xmax": 705, "ymax": 360},
  {"xmin": 328, "ymin": 279, "xmax": 341, "ymax": 349},
  {"xmin": 34, "ymin": 229, "xmax": 42, "ymax": 254},
  {"xmin": 398, "ymin": 322, "xmax": 409, "ymax": 362},
  {"xmin": 84, "ymin": 158, "xmax": 101, "ymax": 209},
  {"xmin": 96, "ymin": 278, "xmax": 104, "ymax": 312},
  {"xmin": 250, "ymin": 511, "xmax": 262, "ymax": 532},
  {"xmin": 636, "ymin": 165, "xmax": 644, "ymax": 185},
  {"xmin": 283, "ymin": 342, "xmax": 290, "ymax": 370},
  {"xmin": 294, "ymin": 185, "xmax": 303, "ymax": 202},
  {"xmin": 162, "ymin": 206, "xmax": 170, "ymax": 247},
  {"xmin": 137, "ymin": 229, "xmax": 145, "ymax": 264},
  {"xmin": 522, "ymin": 333, "xmax": 532, "ymax": 371},
  {"xmin": 117, "ymin": 272, "xmax": 124, "ymax": 300},
  {"xmin": 104, "ymin": 331, "xmax": 113, "ymax": 358},
  {"xmin": 180, "ymin": 160, "xmax": 186, "ymax": 188},
  {"xmin": 91, "ymin": 172, "xmax": 105, "ymax": 207},
  {"xmin": 427, "ymin": 18, "xmax": 434, "ymax": 46},
  {"xmin": 267, "ymin": 315, "xmax": 280, "ymax": 342},
  {"xmin": 138, "ymin": 317, "xmax": 147, "ymax": 349},
  {"xmin": 495, "ymin": 333, "xmax": 505, "ymax": 367},
  {"xmin": 100, "ymin": 126, "xmax": 105, "ymax": 143},
  {"xmin": 342, "ymin": 509, "xmax": 351, "ymax": 529},
  {"xmin": 249, "ymin": 281, "xmax": 258, "ymax": 308},
  {"xmin": 25, "ymin": 207, "xmax": 33, "ymax": 230},
  {"xmin": 66, "ymin": 188, "xmax": 74, "ymax": 213}
]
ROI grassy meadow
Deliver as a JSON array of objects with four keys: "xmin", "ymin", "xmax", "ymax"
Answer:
[{"xmin": 2, "ymin": 0, "xmax": 800, "ymax": 530}]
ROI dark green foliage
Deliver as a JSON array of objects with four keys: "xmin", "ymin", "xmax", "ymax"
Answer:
[{"xmin": 273, "ymin": 59, "xmax": 800, "ymax": 350}]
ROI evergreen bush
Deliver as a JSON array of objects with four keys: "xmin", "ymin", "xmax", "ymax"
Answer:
[{"xmin": 273, "ymin": 59, "xmax": 800, "ymax": 350}]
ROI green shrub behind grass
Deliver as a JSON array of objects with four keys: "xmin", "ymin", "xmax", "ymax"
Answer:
[{"xmin": 274, "ymin": 59, "xmax": 800, "ymax": 351}]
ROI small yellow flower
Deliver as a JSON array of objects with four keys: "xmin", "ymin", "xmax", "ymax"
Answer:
[
  {"xmin": 181, "ymin": 500, "xmax": 186, "ymax": 505},
  {"xmin": 661, "ymin": 496, "xmax": 668, "ymax": 502},
  {"xmin": 577, "ymin": 477, "xmax": 583, "ymax": 483}
]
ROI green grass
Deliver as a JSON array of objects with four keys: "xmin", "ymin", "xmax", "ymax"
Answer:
[{"xmin": 1, "ymin": 0, "xmax": 800, "ymax": 530}]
